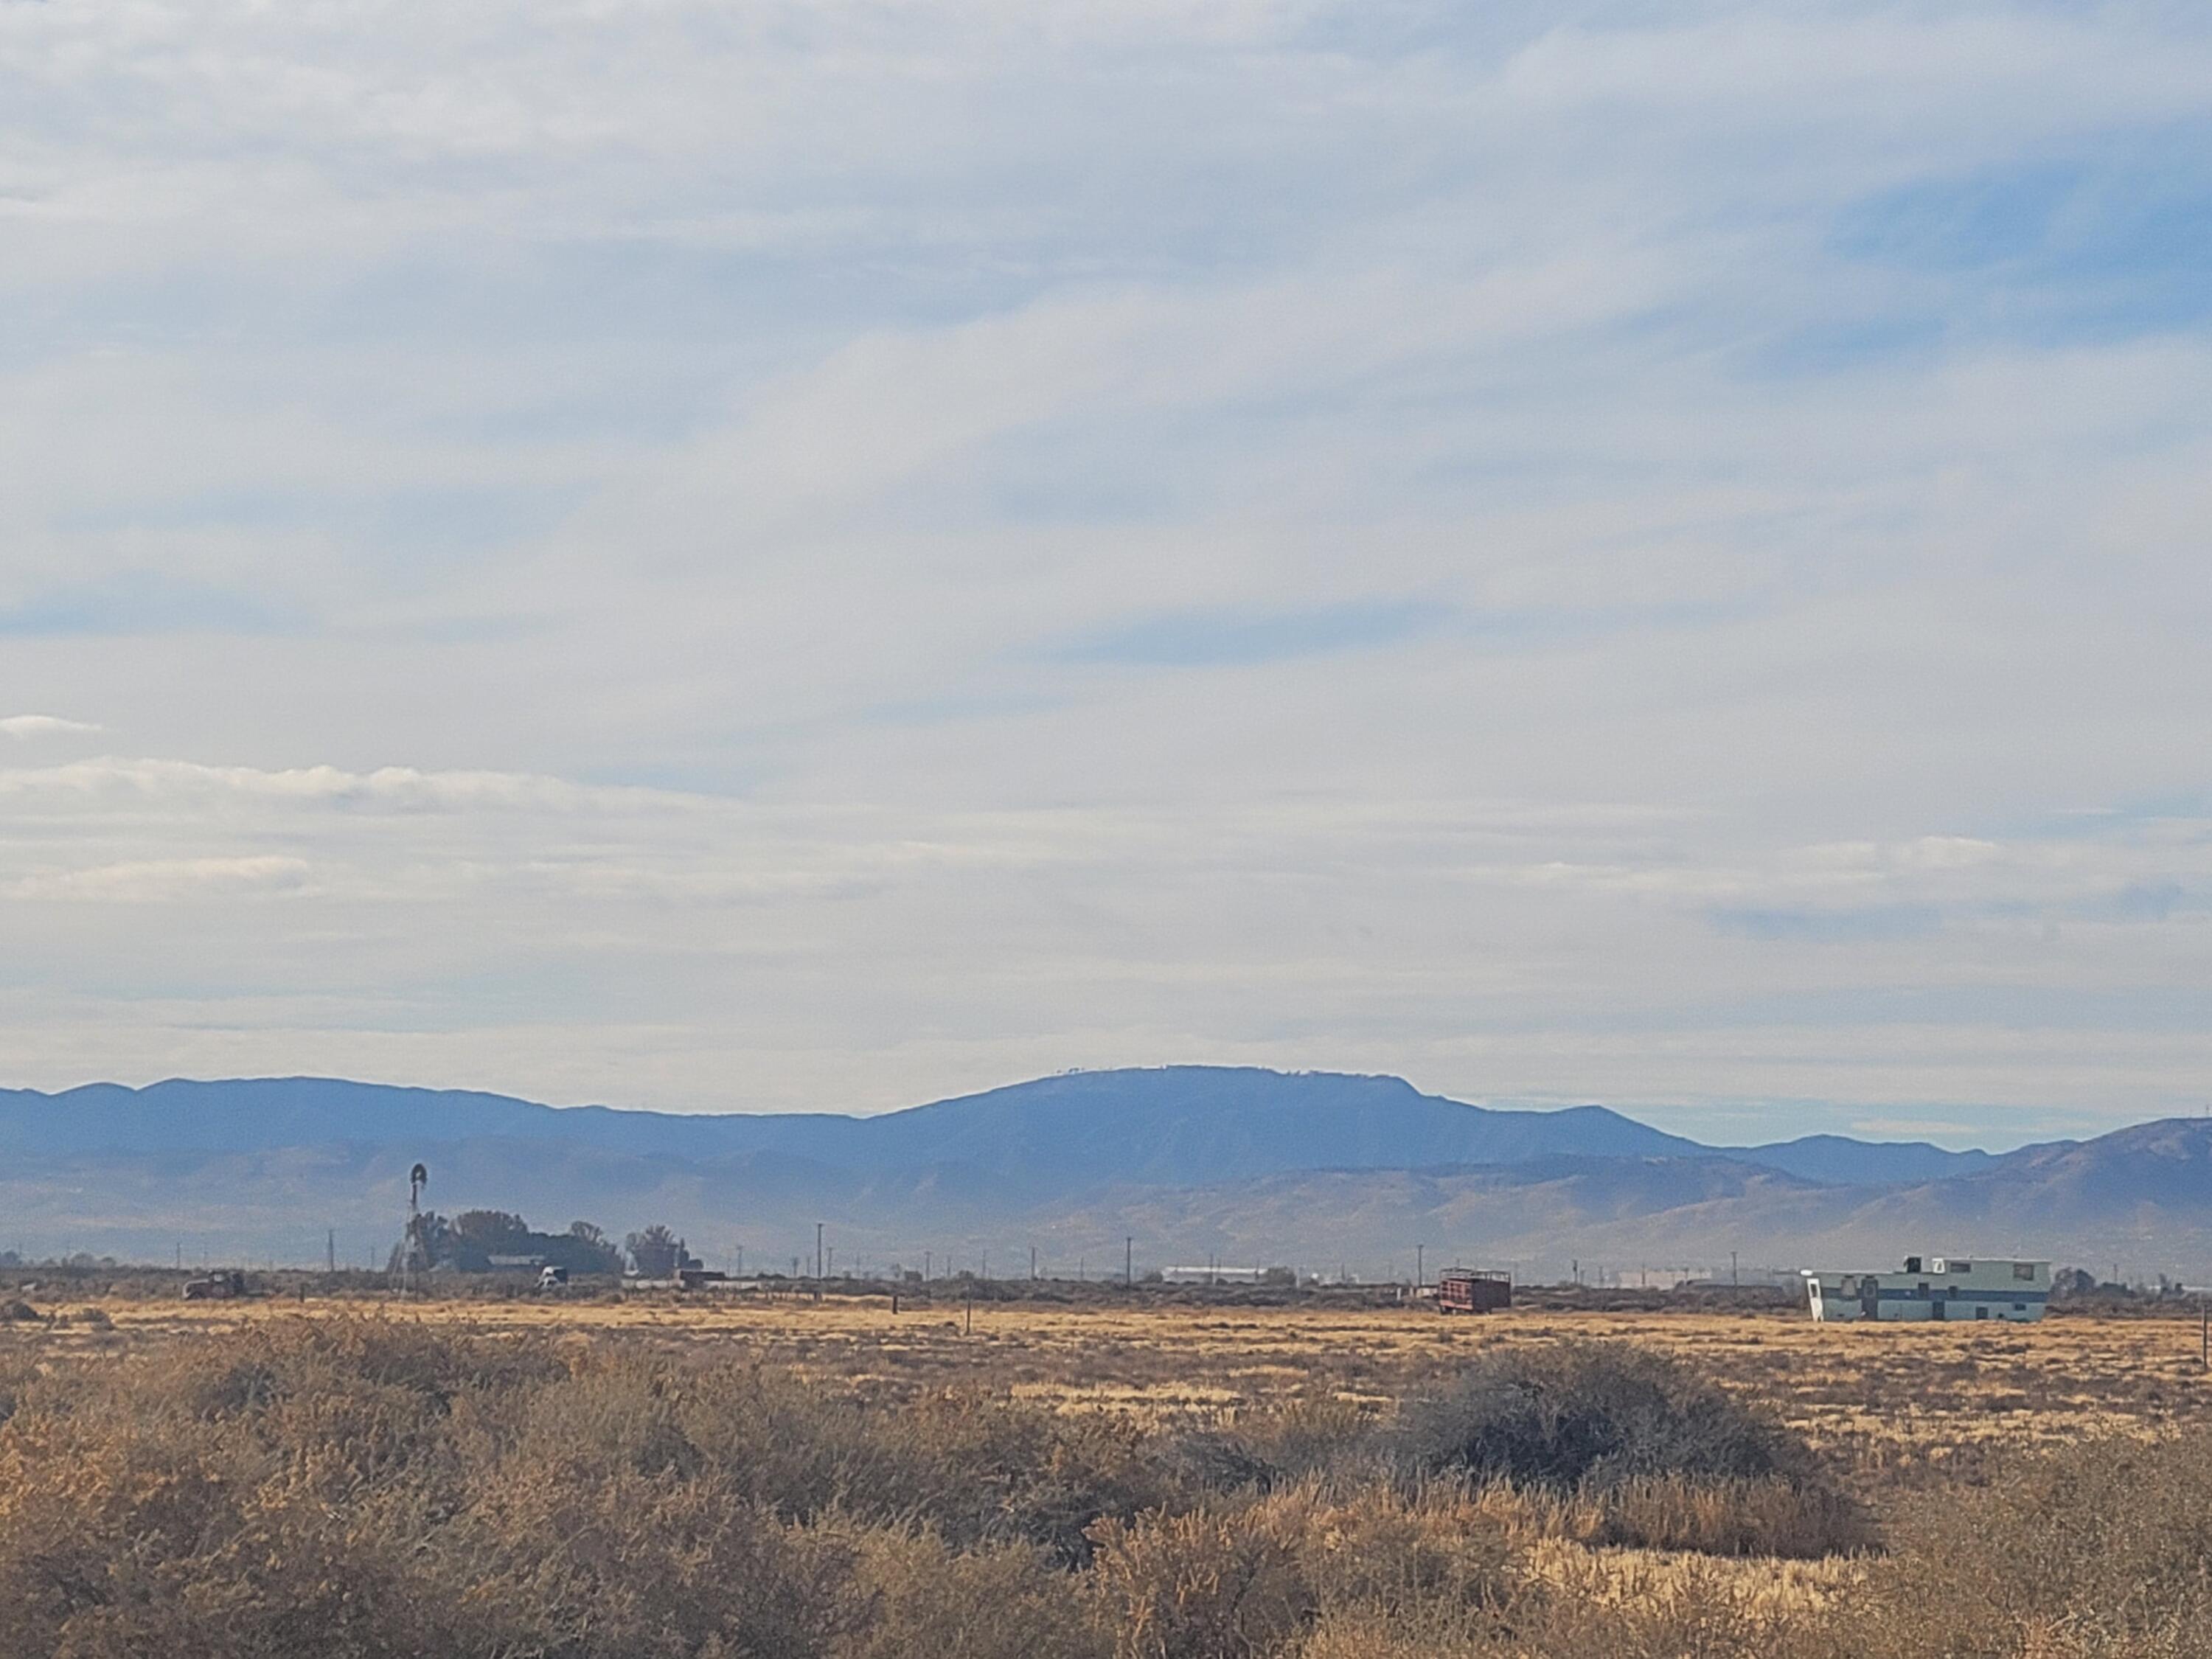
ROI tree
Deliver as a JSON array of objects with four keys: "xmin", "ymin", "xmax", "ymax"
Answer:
[
  {"xmin": 386, "ymin": 1211, "xmax": 622, "ymax": 1276},
  {"xmin": 390, "ymin": 1210, "xmax": 456, "ymax": 1274},
  {"xmin": 551, "ymin": 1222, "xmax": 622, "ymax": 1276},
  {"xmin": 625, "ymin": 1225, "xmax": 698, "ymax": 1278}
]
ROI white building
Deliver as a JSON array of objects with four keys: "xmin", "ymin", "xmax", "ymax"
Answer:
[{"xmin": 1802, "ymin": 1255, "xmax": 2049, "ymax": 1324}]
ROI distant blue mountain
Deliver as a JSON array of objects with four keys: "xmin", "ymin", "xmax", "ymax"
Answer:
[
  {"xmin": 1724, "ymin": 1133, "xmax": 1997, "ymax": 1186},
  {"xmin": 0, "ymin": 1067, "xmax": 1710, "ymax": 1180},
  {"xmin": 4, "ymin": 1067, "xmax": 2205, "ymax": 1273},
  {"xmin": 0, "ymin": 1065, "xmax": 2001, "ymax": 1192}
]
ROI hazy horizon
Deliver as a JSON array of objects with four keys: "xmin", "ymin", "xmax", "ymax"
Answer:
[{"xmin": 6, "ymin": 4, "xmax": 2211, "ymax": 1147}]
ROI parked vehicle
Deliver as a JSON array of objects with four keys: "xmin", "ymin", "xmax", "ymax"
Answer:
[
  {"xmin": 1804, "ymin": 1256, "xmax": 2049, "ymax": 1323},
  {"xmin": 1435, "ymin": 1269, "xmax": 1512, "ymax": 1314}
]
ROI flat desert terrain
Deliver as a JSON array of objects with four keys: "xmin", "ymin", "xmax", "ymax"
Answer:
[{"xmin": 28, "ymin": 1290, "xmax": 2211, "ymax": 1493}]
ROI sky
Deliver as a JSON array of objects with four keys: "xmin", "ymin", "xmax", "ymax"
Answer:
[{"xmin": 3, "ymin": 1, "xmax": 2211, "ymax": 1147}]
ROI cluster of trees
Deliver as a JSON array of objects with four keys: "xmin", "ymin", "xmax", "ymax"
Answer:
[
  {"xmin": 621, "ymin": 1223, "xmax": 701, "ymax": 1279},
  {"xmin": 392, "ymin": 1212, "xmax": 698, "ymax": 1277}
]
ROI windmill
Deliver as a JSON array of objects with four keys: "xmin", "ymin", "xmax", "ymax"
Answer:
[{"xmin": 401, "ymin": 1162, "xmax": 429, "ymax": 1293}]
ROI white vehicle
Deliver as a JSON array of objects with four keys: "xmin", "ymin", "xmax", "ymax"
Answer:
[{"xmin": 1803, "ymin": 1256, "xmax": 2048, "ymax": 1324}]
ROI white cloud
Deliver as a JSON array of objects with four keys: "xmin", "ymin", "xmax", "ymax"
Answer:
[
  {"xmin": 7, "ymin": 855, "xmax": 313, "ymax": 903},
  {"xmin": 0, "ymin": 2, "xmax": 2209, "ymax": 1138},
  {"xmin": 0, "ymin": 714, "xmax": 102, "ymax": 738}
]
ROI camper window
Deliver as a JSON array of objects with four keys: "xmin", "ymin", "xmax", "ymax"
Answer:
[{"xmin": 2013, "ymin": 1262, "xmax": 2036, "ymax": 1281}]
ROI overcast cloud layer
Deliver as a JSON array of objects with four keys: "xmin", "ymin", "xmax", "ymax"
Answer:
[{"xmin": 4, "ymin": 1, "xmax": 2210, "ymax": 1144}]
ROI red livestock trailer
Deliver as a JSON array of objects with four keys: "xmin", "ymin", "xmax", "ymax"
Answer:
[{"xmin": 1435, "ymin": 1270, "xmax": 1512, "ymax": 1314}]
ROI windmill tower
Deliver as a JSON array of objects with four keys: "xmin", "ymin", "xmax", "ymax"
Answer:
[{"xmin": 401, "ymin": 1162, "xmax": 428, "ymax": 1293}]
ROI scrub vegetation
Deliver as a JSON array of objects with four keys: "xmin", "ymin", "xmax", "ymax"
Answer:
[{"xmin": 2, "ymin": 1302, "xmax": 2208, "ymax": 1658}]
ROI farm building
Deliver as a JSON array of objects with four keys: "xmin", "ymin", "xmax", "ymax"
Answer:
[{"xmin": 1802, "ymin": 1255, "xmax": 2048, "ymax": 1323}]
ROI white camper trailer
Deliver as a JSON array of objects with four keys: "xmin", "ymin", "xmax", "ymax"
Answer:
[{"xmin": 1804, "ymin": 1256, "xmax": 2048, "ymax": 1324}]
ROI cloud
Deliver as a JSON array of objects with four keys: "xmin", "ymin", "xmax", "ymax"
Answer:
[
  {"xmin": 0, "ymin": 715, "xmax": 102, "ymax": 738},
  {"xmin": 1708, "ymin": 904, "xmax": 1946, "ymax": 944},
  {"xmin": 0, "ymin": 757, "xmax": 684, "ymax": 815},
  {"xmin": 0, "ymin": 2, "xmax": 2209, "ymax": 1133},
  {"xmin": 0, "ymin": 577, "xmax": 289, "ymax": 639},
  {"xmin": 7, "ymin": 855, "xmax": 313, "ymax": 903},
  {"xmin": 1051, "ymin": 600, "xmax": 1444, "ymax": 669}
]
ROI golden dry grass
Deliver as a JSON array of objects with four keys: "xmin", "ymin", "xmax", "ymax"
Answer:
[
  {"xmin": 28, "ymin": 1290, "xmax": 2212, "ymax": 1492},
  {"xmin": 7, "ymin": 1294, "xmax": 2212, "ymax": 1657}
]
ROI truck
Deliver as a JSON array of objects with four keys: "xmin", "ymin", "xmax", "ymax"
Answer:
[{"xmin": 1434, "ymin": 1270, "xmax": 1512, "ymax": 1314}]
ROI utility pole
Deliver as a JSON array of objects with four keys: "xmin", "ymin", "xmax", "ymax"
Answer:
[
  {"xmin": 1731, "ymin": 1251, "xmax": 1739, "ymax": 1287},
  {"xmin": 1416, "ymin": 1244, "xmax": 1425, "ymax": 1290},
  {"xmin": 327, "ymin": 1229, "xmax": 335, "ymax": 1274},
  {"xmin": 925, "ymin": 1250, "xmax": 932, "ymax": 1281},
  {"xmin": 816, "ymin": 1222, "xmax": 824, "ymax": 1281},
  {"xmin": 1030, "ymin": 1245, "xmax": 1037, "ymax": 1281},
  {"xmin": 1125, "ymin": 1236, "xmax": 1134, "ymax": 1287}
]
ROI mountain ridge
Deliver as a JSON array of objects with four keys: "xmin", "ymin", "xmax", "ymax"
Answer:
[
  {"xmin": 0, "ymin": 1066, "xmax": 2004, "ymax": 1184},
  {"xmin": 10, "ymin": 1066, "xmax": 2199, "ymax": 1277}
]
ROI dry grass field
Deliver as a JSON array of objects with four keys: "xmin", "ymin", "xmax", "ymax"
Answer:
[
  {"xmin": 7, "ymin": 1288, "xmax": 2212, "ymax": 1657},
  {"xmin": 49, "ymin": 1290, "xmax": 2212, "ymax": 1484}
]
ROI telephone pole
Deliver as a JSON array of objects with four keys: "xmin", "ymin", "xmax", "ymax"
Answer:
[
  {"xmin": 815, "ymin": 1222, "xmax": 824, "ymax": 1280},
  {"xmin": 1125, "ymin": 1236, "xmax": 1134, "ymax": 1287}
]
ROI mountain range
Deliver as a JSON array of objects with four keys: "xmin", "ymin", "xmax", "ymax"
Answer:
[{"xmin": 0, "ymin": 1067, "xmax": 2197, "ymax": 1281}]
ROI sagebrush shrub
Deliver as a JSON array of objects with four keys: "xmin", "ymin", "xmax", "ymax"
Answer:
[
  {"xmin": 1085, "ymin": 1505, "xmax": 1314, "ymax": 1659},
  {"xmin": 1391, "ymin": 1340, "xmax": 1865, "ymax": 1559},
  {"xmin": 1399, "ymin": 1340, "xmax": 1810, "ymax": 1490},
  {"xmin": 1837, "ymin": 1430, "xmax": 2212, "ymax": 1658}
]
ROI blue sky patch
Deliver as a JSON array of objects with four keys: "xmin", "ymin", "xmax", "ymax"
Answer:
[{"xmin": 1049, "ymin": 598, "xmax": 1444, "ymax": 669}]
